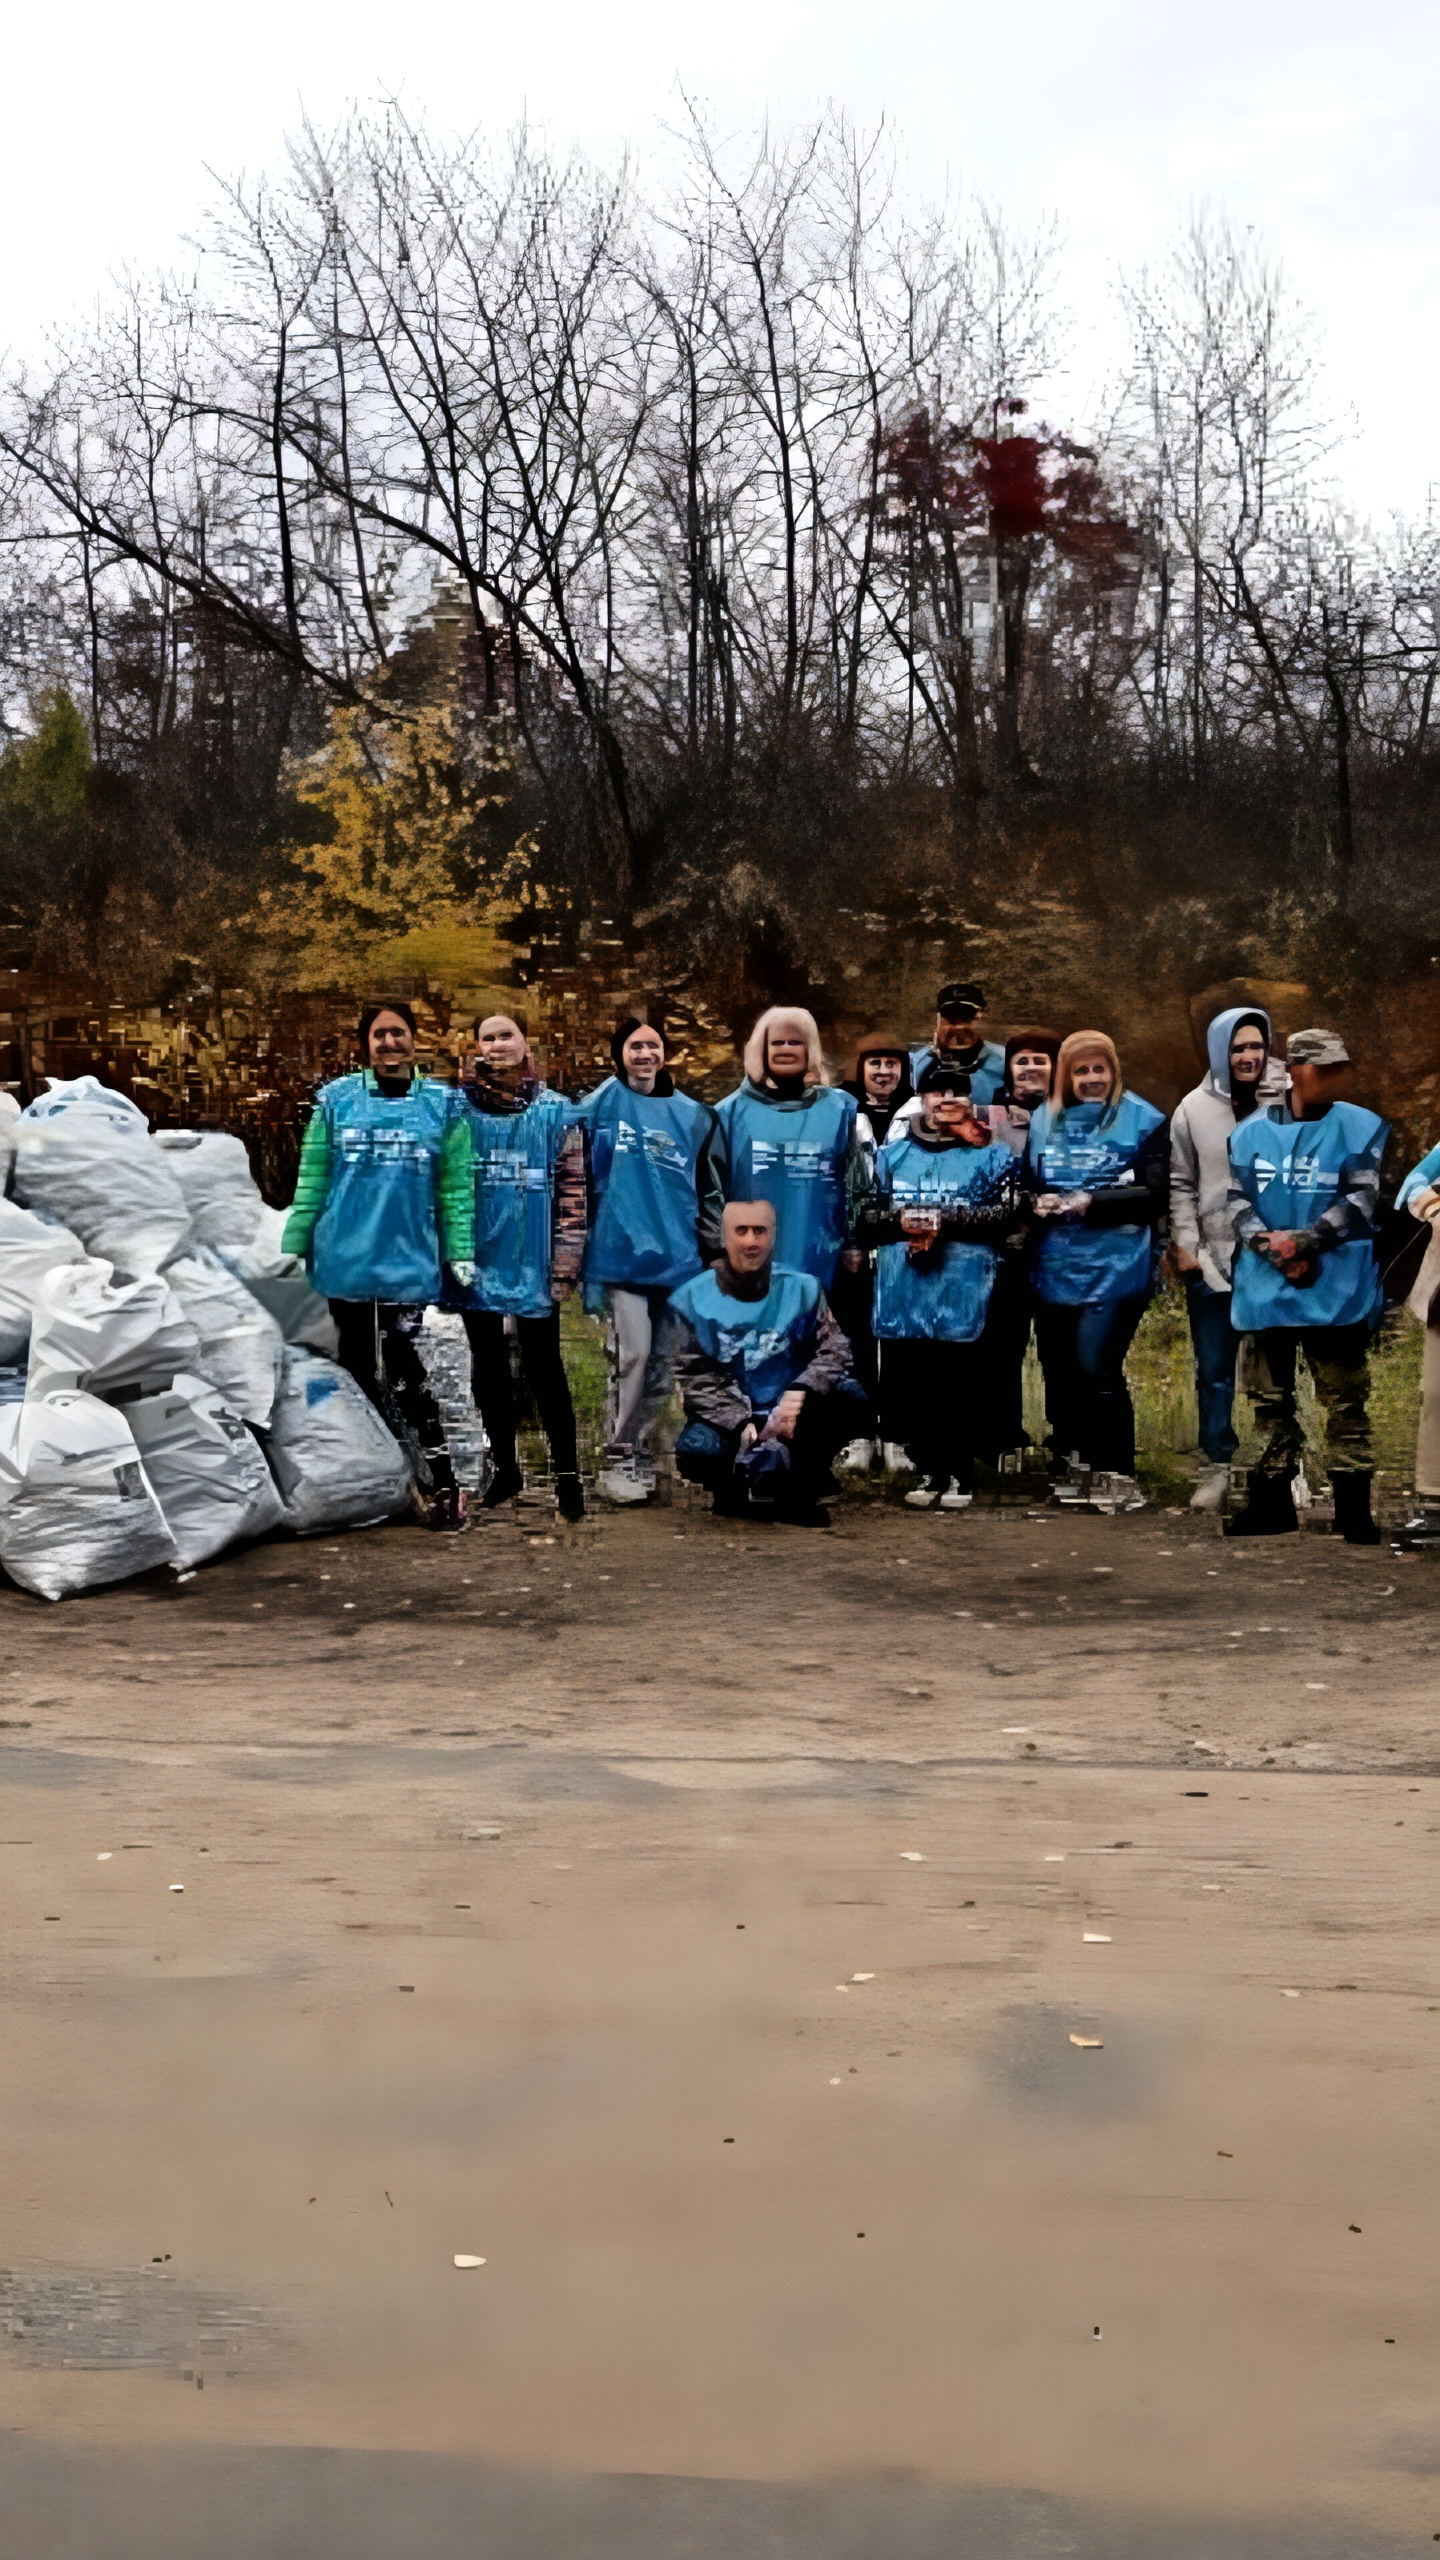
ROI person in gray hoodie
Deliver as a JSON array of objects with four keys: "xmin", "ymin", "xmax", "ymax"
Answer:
[{"xmin": 1169, "ymin": 1006, "xmax": 1288, "ymax": 1509}]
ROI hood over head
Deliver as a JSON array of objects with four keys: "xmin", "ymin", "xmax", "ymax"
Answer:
[{"xmin": 1205, "ymin": 1005, "xmax": 1273, "ymax": 1098}]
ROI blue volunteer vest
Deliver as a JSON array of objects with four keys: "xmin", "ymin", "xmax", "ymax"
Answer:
[
  {"xmin": 713, "ymin": 1085, "xmax": 856, "ymax": 1288},
  {"xmin": 453, "ymin": 1088, "xmax": 569, "ymax": 1320},
  {"xmin": 571, "ymin": 1078, "xmax": 712, "ymax": 1292},
  {"xmin": 1398, "ymin": 1141, "xmax": 1440, "ymax": 1210},
  {"xmin": 1026, "ymin": 1092, "xmax": 1165, "ymax": 1306},
  {"xmin": 1229, "ymin": 1103, "xmax": 1388, "ymax": 1331},
  {"xmin": 669, "ymin": 1264, "xmax": 822, "ymax": 1415},
  {"xmin": 909, "ymin": 1039, "xmax": 1005, "ymax": 1106},
  {"xmin": 309, "ymin": 1071, "xmax": 458, "ymax": 1306},
  {"xmin": 871, "ymin": 1134, "xmax": 1012, "ymax": 1342}
]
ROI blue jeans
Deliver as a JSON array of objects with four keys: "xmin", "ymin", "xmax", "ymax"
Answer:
[
  {"xmin": 1034, "ymin": 1294, "xmax": 1148, "ymax": 1474},
  {"xmin": 1186, "ymin": 1277, "xmax": 1240, "ymax": 1463}
]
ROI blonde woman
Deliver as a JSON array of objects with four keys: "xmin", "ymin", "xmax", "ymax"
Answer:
[
  {"xmin": 1023, "ymin": 1029, "xmax": 1167, "ymax": 1510},
  {"xmin": 711, "ymin": 1007, "xmax": 861, "ymax": 1290}
]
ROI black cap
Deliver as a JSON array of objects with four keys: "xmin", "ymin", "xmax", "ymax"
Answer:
[
  {"xmin": 936, "ymin": 980, "xmax": 984, "ymax": 1017},
  {"xmin": 917, "ymin": 1058, "xmax": 973, "ymax": 1096}
]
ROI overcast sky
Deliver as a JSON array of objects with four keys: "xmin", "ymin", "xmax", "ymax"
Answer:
[{"xmin": 4, "ymin": 0, "xmax": 1435, "ymax": 520}]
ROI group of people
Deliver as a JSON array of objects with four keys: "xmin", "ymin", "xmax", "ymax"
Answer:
[{"xmin": 279, "ymin": 981, "xmax": 1440, "ymax": 1550}]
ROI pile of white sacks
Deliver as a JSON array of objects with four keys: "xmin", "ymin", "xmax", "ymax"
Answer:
[{"xmin": 0, "ymin": 1078, "xmax": 415, "ymax": 1600}]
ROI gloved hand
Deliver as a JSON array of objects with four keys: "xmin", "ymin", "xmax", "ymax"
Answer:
[
  {"xmin": 449, "ymin": 1260, "xmax": 476, "ymax": 1290},
  {"xmin": 1255, "ymin": 1229, "xmax": 1319, "ymax": 1283}
]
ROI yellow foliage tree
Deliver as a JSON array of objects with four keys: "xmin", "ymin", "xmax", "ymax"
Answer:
[{"xmin": 250, "ymin": 703, "xmax": 528, "ymax": 1005}]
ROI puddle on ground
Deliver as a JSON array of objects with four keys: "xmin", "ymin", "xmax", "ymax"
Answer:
[{"xmin": 985, "ymin": 2002, "xmax": 1168, "ymax": 2124}]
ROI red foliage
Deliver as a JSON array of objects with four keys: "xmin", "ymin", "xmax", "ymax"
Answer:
[{"xmin": 879, "ymin": 407, "xmax": 1136, "ymax": 585}]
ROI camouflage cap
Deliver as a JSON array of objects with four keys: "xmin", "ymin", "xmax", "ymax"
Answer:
[{"xmin": 1285, "ymin": 1027, "xmax": 1350, "ymax": 1067}]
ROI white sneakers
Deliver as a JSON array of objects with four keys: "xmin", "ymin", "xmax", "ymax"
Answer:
[
  {"xmin": 597, "ymin": 1451, "xmax": 656, "ymax": 1506},
  {"xmin": 903, "ymin": 1476, "xmax": 974, "ymax": 1511},
  {"xmin": 837, "ymin": 1438, "xmax": 879, "ymax": 1473},
  {"xmin": 1189, "ymin": 1461, "xmax": 1230, "ymax": 1513}
]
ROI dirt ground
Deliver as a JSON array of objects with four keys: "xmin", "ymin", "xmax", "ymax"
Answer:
[{"xmin": 1, "ymin": 1490, "xmax": 1436, "ymax": 2558}]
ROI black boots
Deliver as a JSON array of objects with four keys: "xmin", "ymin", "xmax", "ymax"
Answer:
[
  {"xmin": 1223, "ymin": 1469, "xmax": 1383, "ymax": 1544},
  {"xmin": 1224, "ymin": 1470, "xmax": 1298, "ymax": 1537},
  {"xmin": 1332, "ymin": 1471, "xmax": 1381, "ymax": 1546}
]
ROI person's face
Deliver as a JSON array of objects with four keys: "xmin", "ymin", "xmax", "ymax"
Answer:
[
  {"xmin": 367, "ymin": 1010, "xmax": 415, "ymax": 1069},
  {"xmin": 1228, "ymin": 1025, "xmax": 1268, "ymax": 1086},
  {"xmin": 622, "ymin": 1028, "xmax": 665, "ymax": 1091},
  {"xmin": 922, "ymin": 1088, "xmax": 976, "ymax": 1137},
  {"xmin": 766, "ymin": 1024, "xmax": 810, "ymax": 1079},
  {"xmin": 476, "ymin": 1017, "xmax": 528, "ymax": 1070},
  {"xmin": 1288, "ymin": 1058, "xmax": 1351, "ymax": 1113},
  {"xmin": 1008, "ymin": 1049, "xmax": 1053, "ymax": 1102},
  {"xmin": 1070, "ymin": 1052, "xmax": 1114, "ymax": 1105},
  {"xmin": 935, "ymin": 1003, "xmax": 981, "ymax": 1052},
  {"xmin": 723, "ymin": 1203, "xmax": 777, "ymax": 1274},
  {"xmin": 862, "ymin": 1053, "xmax": 903, "ymax": 1103}
]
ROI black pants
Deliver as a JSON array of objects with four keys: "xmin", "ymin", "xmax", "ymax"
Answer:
[
  {"xmin": 330, "ymin": 1300, "xmax": 454, "ymax": 1488},
  {"xmin": 977, "ymin": 1257, "xmax": 1034, "ymax": 1456},
  {"xmin": 828, "ymin": 1259, "xmax": 879, "ymax": 1407},
  {"xmin": 1033, "ymin": 1293, "xmax": 1147, "ymax": 1474},
  {"xmin": 675, "ymin": 1384, "xmax": 864, "ymax": 1513},
  {"xmin": 463, "ymin": 1309, "xmax": 578, "ymax": 1478},
  {"xmin": 880, "ymin": 1336, "xmax": 989, "ymax": 1489}
]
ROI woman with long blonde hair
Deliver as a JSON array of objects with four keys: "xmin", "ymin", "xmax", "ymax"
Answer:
[
  {"xmin": 711, "ymin": 1006, "xmax": 861, "ymax": 1290},
  {"xmin": 1024, "ymin": 1029, "xmax": 1168, "ymax": 1512}
]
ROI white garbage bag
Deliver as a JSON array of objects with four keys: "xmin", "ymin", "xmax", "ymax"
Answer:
[
  {"xmin": 215, "ymin": 1204, "xmax": 338, "ymax": 1355},
  {"xmin": 0, "ymin": 1389, "xmax": 177, "ymax": 1599},
  {"xmin": 163, "ymin": 1248, "xmax": 284, "ymax": 1426},
  {"xmin": 126, "ymin": 1372, "xmax": 285, "ymax": 1568},
  {"xmin": 0, "ymin": 1198, "xmax": 87, "ymax": 1364},
  {"xmin": 26, "ymin": 1260, "xmax": 199, "ymax": 1402},
  {"xmin": 151, "ymin": 1129, "xmax": 266, "ymax": 1252},
  {"xmin": 13, "ymin": 1094, "xmax": 192, "ymax": 1278},
  {"xmin": 149, "ymin": 1125, "xmax": 337, "ymax": 1351},
  {"xmin": 257, "ymin": 1345, "xmax": 411, "ymax": 1534},
  {"xmin": 20, "ymin": 1074, "xmax": 150, "ymax": 1132}
]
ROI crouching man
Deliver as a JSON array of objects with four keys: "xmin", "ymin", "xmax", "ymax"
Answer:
[{"xmin": 669, "ymin": 1200, "xmax": 863, "ymax": 1524}]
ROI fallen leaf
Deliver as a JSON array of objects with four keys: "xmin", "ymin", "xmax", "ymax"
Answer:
[
  {"xmin": 1069, "ymin": 2034, "xmax": 1103, "ymax": 2049},
  {"xmin": 899, "ymin": 1852, "xmax": 925, "ymax": 1863},
  {"xmin": 851, "ymin": 1971, "xmax": 875, "ymax": 1982}
]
